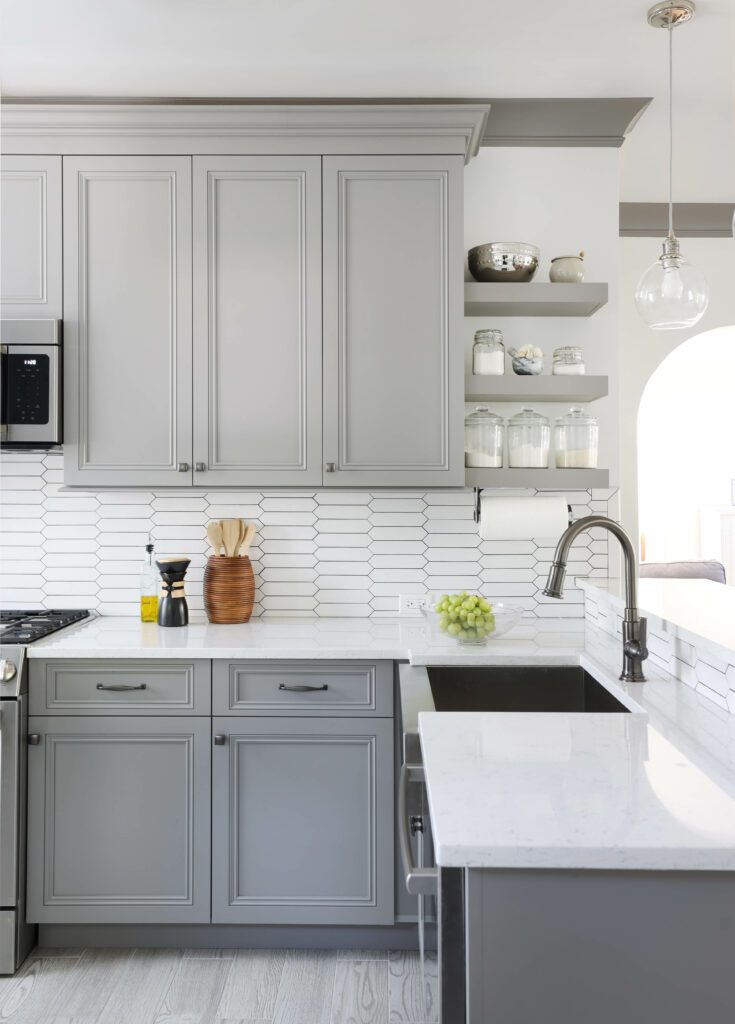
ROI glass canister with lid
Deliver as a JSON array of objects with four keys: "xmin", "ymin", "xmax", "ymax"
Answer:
[
  {"xmin": 552, "ymin": 346, "xmax": 585, "ymax": 375},
  {"xmin": 472, "ymin": 329, "xmax": 505, "ymax": 375},
  {"xmin": 554, "ymin": 407, "xmax": 599, "ymax": 468},
  {"xmin": 465, "ymin": 407, "xmax": 505, "ymax": 467},
  {"xmin": 507, "ymin": 408, "xmax": 550, "ymax": 468}
]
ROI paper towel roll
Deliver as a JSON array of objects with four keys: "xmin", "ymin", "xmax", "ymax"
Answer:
[{"xmin": 479, "ymin": 495, "xmax": 569, "ymax": 541}]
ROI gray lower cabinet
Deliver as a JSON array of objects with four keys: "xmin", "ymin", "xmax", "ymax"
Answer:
[
  {"xmin": 0, "ymin": 155, "xmax": 62, "ymax": 319},
  {"xmin": 322, "ymin": 155, "xmax": 465, "ymax": 486},
  {"xmin": 192, "ymin": 156, "xmax": 323, "ymax": 486},
  {"xmin": 63, "ymin": 156, "xmax": 193, "ymax": 486},
  {"xmin": 212, "ymin": 716, "xmax": 394, "ymax": 925},
  {"xmin": 27, "ymin": 715, "xmax": 211, "ymax": 923}
]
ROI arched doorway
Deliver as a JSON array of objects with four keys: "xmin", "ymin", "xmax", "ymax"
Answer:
[{"xmin": 637, "ymin": 325, "xmax": 735, "ymax": 581}]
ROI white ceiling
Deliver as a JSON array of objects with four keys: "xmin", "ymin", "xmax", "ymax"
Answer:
[{"xmin": 1, "ymin": 0, "xmax": 734, "ymax": 201}]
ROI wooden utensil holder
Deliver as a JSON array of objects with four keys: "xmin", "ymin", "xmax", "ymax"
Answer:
[{"xmin": 203, "ymin": 555, "xmax": 255, "ymax": 624}]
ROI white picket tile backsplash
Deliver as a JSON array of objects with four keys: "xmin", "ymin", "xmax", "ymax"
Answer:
[{"xmin": 0, "ymin": 450, "xmax": 615, "ymax": 617}]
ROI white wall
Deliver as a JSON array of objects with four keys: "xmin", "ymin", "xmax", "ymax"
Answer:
[{"xmin": 618, "ymin": 236, "xmax": 735, "ymax": 551}]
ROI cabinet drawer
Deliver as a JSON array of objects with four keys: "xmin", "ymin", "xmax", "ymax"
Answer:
[
  {"xmin": 213, "ymin": 661, "xmax": 393, "ymax": 716},
  {"xmin": 29, "ymin": 660, "xmax": 211, "ymax": 715}
]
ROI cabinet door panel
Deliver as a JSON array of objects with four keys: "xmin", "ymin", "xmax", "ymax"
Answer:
[
  {"xmin": 27, "ymin": 716, "xmax": 210, "ymax": 923},
  {"xmin": 63, "ymin": 157, "xmax": 193, "ymax": 486},
  {"xmin": 212, "ymin": 716, "xmax": 394, "ymax": 924},
  {"xmin": 323, "ymin": 155, "xmax": 464, "ymax": 486},
  {"xmin": 193, "ymin": 157, "xmax": 322, "ymax": 485},
  {"xmin": 0, "ymin": 155, "xmax": 62, "ymax": 318}
]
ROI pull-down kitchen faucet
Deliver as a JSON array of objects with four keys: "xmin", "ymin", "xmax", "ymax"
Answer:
[{"xmin": 543, "ymin": 515, "xmax": 648, "ymax": 682}]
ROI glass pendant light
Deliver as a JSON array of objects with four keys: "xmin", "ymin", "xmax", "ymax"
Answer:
[{"xmin": 635, "ymin": 2, "xmax": 709, "ymax": 330}]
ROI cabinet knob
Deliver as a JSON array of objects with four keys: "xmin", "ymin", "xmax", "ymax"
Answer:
[
  {"xmin": 28, "ymin": 734, "xmax": 42, "ymax": 746},
  {"xmin": 195, "ymin": 462, "xmax": 206, "ymax": 472},
  {"xmin": 213, "ymin": 734, "xmax": 227, "ymax": 746},
  {"xmin": 0, "ymin": 659, "xmax": 17, "ymax": 683},
  {"xmin": 324, "ymin": 462, "xmax": 336, "ymax": 473},
  {"xmin": 178, "ymin": 462, "xmax": 190, "ymax": 473}
]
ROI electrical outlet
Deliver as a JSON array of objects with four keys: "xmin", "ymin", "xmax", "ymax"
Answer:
[{"xmin": 398, "ymin": 593, "xmax": 428, "ymax": 615}]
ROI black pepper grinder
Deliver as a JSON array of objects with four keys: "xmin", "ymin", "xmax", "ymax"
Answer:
[{"xmin": 156, "ymin": 556, "xmax": 191, "ymax": 627}]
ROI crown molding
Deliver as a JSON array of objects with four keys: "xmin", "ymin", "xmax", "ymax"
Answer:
[
  {"xmin": 0, "ymin": 102, "xmax": 491, "ymax": 162},
  {"xmin": 620, "ymin": 202, "xmax": 735, "ymax": 237},
  {"xmin": 480, "ymin": 98, "xmax": 652, "ymax": 147}
]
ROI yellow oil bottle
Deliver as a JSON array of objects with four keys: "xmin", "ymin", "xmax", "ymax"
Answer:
[{"xmin": 140, "ymin": 539, "xmax": 159, "ymax": 623}]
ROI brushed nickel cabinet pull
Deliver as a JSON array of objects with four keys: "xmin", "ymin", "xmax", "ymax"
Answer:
[
  {"xmin": 96, "ymin": 683, "xmax": 147, "ymax": 692},
  {"xmin": 195, "ymin": 462, "xmax": 206, "ymax": 472},
  {"xmin": 278, "ymin": 683, "xmax": 329, "ymax": 693},
  {"xmin": 324, "ymin": 462, "xmax": 336, "ymax": 473},
  {"xmin": 28, "ymin": 734, "xmax": 41, "ymax": 746},
  {"xmin": 178, "ymin": 462, "xmax": 190, "ymax": 472},
  {"xmin": 214, "ymin": 734, "xmax": 227, "ymax": 746}
]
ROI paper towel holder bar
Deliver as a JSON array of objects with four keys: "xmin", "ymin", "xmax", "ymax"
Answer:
[{"xmin": 472, "ymin": 488, "xmax": 573, "ymax": 526}]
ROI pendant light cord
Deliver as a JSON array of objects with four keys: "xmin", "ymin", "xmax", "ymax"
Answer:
[{"xmin": 668, "ymin": 23, "xmax": 674, "ymax": 238}]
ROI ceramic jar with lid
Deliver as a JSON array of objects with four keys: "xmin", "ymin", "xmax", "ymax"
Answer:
[
  {"xmin": 549, "ymin": 251, "xmax": 585, "ymax": 283},
  {"xmin": 465, "ymin": 407, "xmax": 505, "ymax": 468},
  {"xmin": 472, "ymin": 329, "xmax": 505, "ymax": 375},
  {"xmin": 552, "ymin": 346, "xmax": 586, "ymax": 375},
  {"xmin": 507, "ymin": 408, "xmax": 550, "ymax": 468},
  {"xmin": 554, "ymin": 407, "xmax": 599, "ymax": 468}
]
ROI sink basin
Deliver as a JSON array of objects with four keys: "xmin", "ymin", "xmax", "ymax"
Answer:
[{"xmin": 427, "ymin": 666, "xmax": 630, "ymax": 714}]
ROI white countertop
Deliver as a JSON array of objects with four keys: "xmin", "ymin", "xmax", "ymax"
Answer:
[
  {"xmin": 419, "ymin": 627, "xmax": 735, "ymax": 870},
  {"xmin": 27, "ymin": 612, "xmax": 587, "ymax": 664},
  {"xmin": 419, "ymin": 705, "xmax": 735, "ymax": 870},
  {"xmin": 579, "ymin": 577, "xmax": 735, "ymax": 660}
]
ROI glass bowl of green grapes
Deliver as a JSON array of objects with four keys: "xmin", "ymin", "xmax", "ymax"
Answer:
[{"xmin": 423, "ymin": 592, "xmax": 522, "ymax": 645}]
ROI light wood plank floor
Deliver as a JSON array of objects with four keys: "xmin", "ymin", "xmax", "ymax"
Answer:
[{"xmin": 0, "ymin": 948, "xmax": 439, "ymax": 1024}]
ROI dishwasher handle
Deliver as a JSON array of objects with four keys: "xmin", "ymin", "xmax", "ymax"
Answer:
[{"xmin": 398, "ymin": 763, "xmax": 438, "ymax": 896}]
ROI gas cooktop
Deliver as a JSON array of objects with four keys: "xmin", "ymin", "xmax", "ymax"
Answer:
[{"xmin": 0, "ymin": 609, "xmax": 90, "ymax": 645}]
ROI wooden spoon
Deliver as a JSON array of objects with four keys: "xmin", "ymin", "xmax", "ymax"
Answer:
[
  {"xmin": 240, "ymin": 522, "xmax": 256, "ymax": 555},
  {"xmin": 235, "ymin": 518, "xmax": 247, "ymax": 556},
  {"xmin": 206, "ymin": 521, "xmax": 223, "ymax": 556},
  {"xmin": 222, "ymin": 518, "xmax": 241, "ymax": 558}
]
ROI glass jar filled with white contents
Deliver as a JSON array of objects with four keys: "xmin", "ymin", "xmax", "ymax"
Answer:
[
  {"xmin": 552, "ymin": 346, "xmax": 585, "ymax": 375},
  {"xmin": 472, "ymin": 329, "xmax": 505, "ymax": 375},
  {"xmin": 464, "ymin": 407, "xmax": 505, "ymax": 468},
  {"xmin": 554, "ymin": 407, "xmax": 599, "ymax": 468},
  {"xmin": 507, "ymin": 408, "xmax": 550, "ymax": 468}
]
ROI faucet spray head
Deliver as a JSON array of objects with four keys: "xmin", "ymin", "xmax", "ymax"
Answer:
[{"xmin": 543, "ymin": 561, "xmax": 567, "ymax": 599}]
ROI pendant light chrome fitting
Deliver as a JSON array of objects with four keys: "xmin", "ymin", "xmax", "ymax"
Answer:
[{"xmin": 635, "ymin": 0, "xmax": 709, "ymax": 330}]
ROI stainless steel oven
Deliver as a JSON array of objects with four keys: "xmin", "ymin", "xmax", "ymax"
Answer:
[
  {"xmin": 0, "ymin": 648, "xmax": 35, "ymax": 975},
  {"xmin": 0, "ymin": 319, "xmax": 62, "ymax": 447}
]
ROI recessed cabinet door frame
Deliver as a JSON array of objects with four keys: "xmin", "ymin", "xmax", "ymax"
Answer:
[
  {"xmin": 322, "ymin": 155, "xmax": 465, "ymax": 487},
  {"xmin": 27, "ymin": 715, "xmax": 211, "ymax": 924},
  {"xmin": 0, "ymin": 155, "xmax": 62, "ymax": 319},
  {"xmin": 192, "ymin": 156, "xmax": 322, "ymax": 486},
  {"xmin": 63, "ymin": 156, "xmax": 193, "ymax": 486},
  {"xmin": 212, "ymin": 716, "xmax": 394, "ymax": 925}
]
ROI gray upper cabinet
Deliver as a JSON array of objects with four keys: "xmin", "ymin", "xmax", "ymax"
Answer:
[
  {"xmin": 192, "ymin": 157, "xmax": 323, "ymax": 486},
  {"xmin": 0, "ymin": 155, "xmax": 62, "ymax": 319},
  {"xmin": 322, "ymin": 155, "xmax": 465, "ymax": 487},
  {"xmin": 63, "ymin": 157, "xmax": 193, "ymax": 486},
  {"xmin": 27, "ymin": 715, "xmax": 211, "ymax": 923},
  {"xmin": 212, "ymin": 716, "xmax": 394, "ymax": 925}
]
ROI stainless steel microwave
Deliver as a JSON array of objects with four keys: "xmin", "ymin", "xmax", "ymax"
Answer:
[{"xmin": 0, "ymin": 319, "xmax": 62, "ymax": 447}]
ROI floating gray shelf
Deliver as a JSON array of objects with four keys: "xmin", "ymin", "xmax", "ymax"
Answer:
[
  {"xmin": 464, "ymin": 282, "xmax": 608, "ymax": 317},
  {"xmin": 465, "ymin": 467, "xmax": 610, "ymax": 490},
  {"xmin": 465, "ymin": 373, "xmax": 608, "ymax": 403}
]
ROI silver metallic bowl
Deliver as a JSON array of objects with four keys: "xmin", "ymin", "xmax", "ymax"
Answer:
[{"xmin": 468, "ymin": 242, "xmax": 540, "ymax": 282}]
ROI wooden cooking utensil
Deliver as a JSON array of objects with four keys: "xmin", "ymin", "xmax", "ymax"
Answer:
[
  {"xmin": 240, "ymin": 521, "xmax": 256, "ymax": 554},
  {"xmin": 221, "ymin": 519, "xmax": 241, "ymax": 558},
  {"xmin": 206, "ymin": 521, "xmax": 223, "ymax": 556},
  {"xmin": 235, "ymin": 518, "xmax": 247, "ymax": 556}
]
